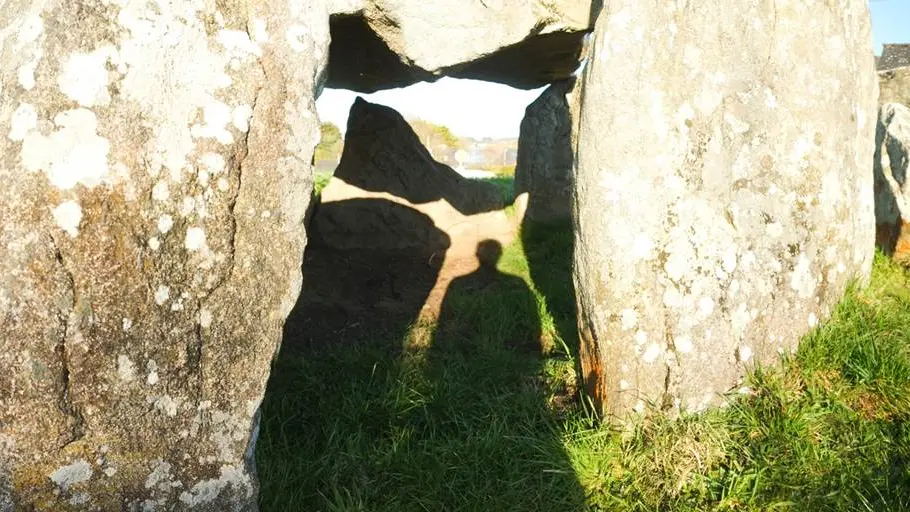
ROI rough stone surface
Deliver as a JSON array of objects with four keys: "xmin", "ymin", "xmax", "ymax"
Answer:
[
  {"xmin": 313, "ymin": 98, "xmax": 508, "ymax": 254},
  {"xmin": 326, "ymin": 0, "xmax": 597, "ymax": 92},
  {"xmin": 515, "ymin": 82, "xmax": 575, "ymax": 222},
  {"xmin": 879, "ymin": 67, "xmax": 910, "ymax": 108},
  {"xmin": 874, "ymin": 103, "xmax": 910, "ymax": 262},
  {"xmin": 326, "ymin": 13, "xmax": 431, "ymax": 92},
  {"xmin": 572, "ymin": 0, "xmax": 877, "ymax": 420},
  {"xmin": 0, "ymin": 1, "xmax": 328, "ymax": 509}
]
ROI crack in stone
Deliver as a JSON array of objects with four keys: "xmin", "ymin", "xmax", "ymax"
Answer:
[
  {"xmin": 661, "ymin": 310, "xmax": 681, "ymax": 412},
  {"xmin": 204, "ymin": 87, "xmax": 261, "ymax": 299},
  {"xmin": 188, "ymin": 84, "xmax": 261, "ymax": 402},
  {"xmin": 48, "ymin": 233, "xmax": 85, "ymax": 448},
  {"xmin": 187, "ymin": 298, "xmax": 205, "ymax": 400},
  {"xmin": 182, "ymin": 17, "xmax": 269, "ymax": 401}
]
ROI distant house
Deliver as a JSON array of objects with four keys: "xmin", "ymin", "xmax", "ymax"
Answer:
[
  {"xmin": 314, "ymin": 159, "xmax": 339, "ymax": 174},
  {"xmin": 878, "ymin": 44, "xmax": 910, "ymax": 71},
  {"xmin": 428, "ymin": 144, "xmax": 457, "ymax": 165},
  {"xmin": 503, "ymin": 148, "xmax": 518, "ymax": 166}
]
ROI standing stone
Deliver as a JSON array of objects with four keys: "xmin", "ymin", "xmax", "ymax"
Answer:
[
  {"xmin": 314, "ymin": 98, "xmax": 508, "ymax": 255},
  {"xmin": 515, "ymin": 82, "xmax": 575, "ymax": 222},
  {"xmin": 573, "ymin": 1, "xmax": 877, "ymax": 419},
  {"xmin": 0, "ymin": 1, "xmax": 328, "ymax": 509},
  {"xmin": 874, "ymin": 103, "xmax": 910, "ymax": 263}
]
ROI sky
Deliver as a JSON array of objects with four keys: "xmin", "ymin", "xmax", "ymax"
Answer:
[
  {"xmin": 870, "ymin": 0, "xmax": 910, "ymax": 54},
  {"xmin": 317, "ymin": 1, "xmax": 910, "ymax": 139},
  {"xmin": 317, "ymin": 78, "xmax": 544, "ymax": 140}
]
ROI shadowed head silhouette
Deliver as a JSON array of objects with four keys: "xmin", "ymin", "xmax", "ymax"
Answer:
[
  {"xmin": 475, "ymin": 239, "xmax": 502, "ymax": 269},
  {"xmin": 434, "ymin": 239, "xmax": 541, "ymax": 355}
]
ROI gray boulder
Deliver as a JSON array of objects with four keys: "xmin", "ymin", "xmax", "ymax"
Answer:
[
  {"xmin": 0, "ymin": 1, "xmax": 328, "ymax": 509},
  {"xmin": 572, "ymin": 0, "xmax": 877, "ymax": 419},
  {"xmin": 875, "ymin": 103, "xmax": 910, "ymax": 262},
  {"xmin": 515, "ymin": 82, "xmax": 575, "ymax": 222}
]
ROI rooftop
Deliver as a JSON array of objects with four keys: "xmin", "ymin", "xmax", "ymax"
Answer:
[{"xmin": 878, "ymin": 44, "xmax": 910, "ymax": 71}]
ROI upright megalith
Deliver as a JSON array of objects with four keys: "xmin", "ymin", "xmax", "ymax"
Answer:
[
  {"xmin": 515, "ymin": 82, "xmax": 575, "ymax": 222},
  {"xmin": 874, "ymin": 103, "xmax": 910, "ymax": 262},
  {"xmin": 573, "ymin": 1, "xmax": 877, "ymax": 419},
  {"xmin": 0, "ymin": 1, "xmax": 328, "ymax": 509},
  {"xmin": 313, "ymin": 98, "xmax": 508, "ymax": 255}
]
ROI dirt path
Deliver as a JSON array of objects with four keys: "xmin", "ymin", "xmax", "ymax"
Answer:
[
  {"xmin": 284, "ymin": 206, "xmax": 521, "ymax": 350},
  {"xmin": 419, "ymin": 209, "xmax": 519, "ymax": 320}
]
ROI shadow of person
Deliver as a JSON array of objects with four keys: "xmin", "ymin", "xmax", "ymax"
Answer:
[
  {"xmin": 434, "ymin": 240, "xmax": 540, "ymax": 354},
  {"xmin": 423, "ymin": 239, "xmax": 585, "ymax": 510},
  {"xmin": 257, "ymin": 208, "xmax": 583, "ymax": 509}
]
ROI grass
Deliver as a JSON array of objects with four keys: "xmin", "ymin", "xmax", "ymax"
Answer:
[
  {"xmin": 258, "ymin": 216, "xmax": 910, "ymax": 511},
  {"xmin": 314, "ymin": 171, "xmax": 333, "ymax": 195}
]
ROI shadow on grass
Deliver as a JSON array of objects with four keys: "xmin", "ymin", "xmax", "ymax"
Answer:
[
  {"xmin": 258, "ymin": 204, "xmax": 584, "ymax": 509},
  {"xmin": 520, "ymin": 219, "xmax": 578, "ymax": 361},
  {"xmin": 421, "ymin": 239, "xmax": 585, "ymax": 510},
  {"xmin": 258, "ymin": 191, "xmax": 910, "ymax": 511}
]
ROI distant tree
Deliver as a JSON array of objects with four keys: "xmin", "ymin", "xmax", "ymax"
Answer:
[
  {"xmin": 409, "ymin": 119, "xmax": 463, "ymax": 161},
  {"xmin": 431, "ymin": 124, "xmax": 461, "ymax": 150},
  {"xmin": 315, "ymin": 122, "xmax": 343, "ymax": 162}
]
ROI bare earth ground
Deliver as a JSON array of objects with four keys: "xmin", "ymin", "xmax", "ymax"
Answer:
[{"xmin": 282, "ymin": 207, "xmax": 519, "ymax": 352}]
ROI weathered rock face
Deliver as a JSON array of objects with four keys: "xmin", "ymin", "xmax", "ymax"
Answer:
[
  {"xmin": 326, "ymin": 0, "xmax": 597, "ymax": 92},
  {"xmin": 875, "ymin": 103, "xmax": 910, "ymax": 262},
  {"xmin": 879, "ymin": 67, "xmax": 910, "ymax": 107},
  {"xmin": 0, "ymin": 1, "xmax": 328, "ymax": 509},
  {"xmin": 572, "ymin": 1, "xmax": 877, "ymax": 419},
  {"xmin": 313, "ymin": 98, "xmax": 508, "ymax": 254},
  {"xmin": 515, "ymin": 82, "xmax": 575, "ymax": 222}
]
